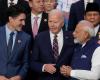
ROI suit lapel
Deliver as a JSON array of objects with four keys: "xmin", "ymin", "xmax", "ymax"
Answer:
[
  {"xmin": 57, "ymin": 32, "xmax": 70, "ymax": 61},
  {"xmin": 38, "ymin": 12, "xmax": 48, "ymax": 32},
  {"xmin": 45, "ymin": 31, "xmax": 56, "ymax": 60}
]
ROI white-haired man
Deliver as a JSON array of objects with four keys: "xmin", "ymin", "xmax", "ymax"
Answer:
[{"xmin": 60, "ymin": 20, "xmax": 100, "ymax": 80}]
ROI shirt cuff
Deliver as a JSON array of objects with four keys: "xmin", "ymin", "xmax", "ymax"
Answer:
[
  {"xmin": 71, "ymin": 70, "xmax": 76, "ymax": 77},
  {"xmin": 42, "ymin": 64, "xmax": 46, "ymax": 72}
]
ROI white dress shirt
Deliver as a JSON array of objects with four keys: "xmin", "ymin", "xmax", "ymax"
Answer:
[
  {"xmin": 31, "ymin": 13, "xmax": 42, "ymax": 31},
  {"xmin": 71, "ymin": 45, "xmax": 100, "ymax": 80},
  {"xmin": 8, "ymin": 0, "xmax": 18, "ymax": 7},
  {"xmin": 57, "ymin": 0, "xmax": 79, "ymax": 12},
  {"xmin": 50, "ymin": 30, "xmax": 63, "ymax": 55}
]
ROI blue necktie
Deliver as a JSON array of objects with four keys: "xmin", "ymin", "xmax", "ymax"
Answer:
[{"xmin": 7, "ymin": 32, "xmax": 14, "ymax": 58}]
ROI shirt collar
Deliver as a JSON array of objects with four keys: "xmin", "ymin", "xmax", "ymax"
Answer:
[
  {"xmin": 31, "ymin": 12, "xmax": 42, "ymax": 19},
  {"xmin": 50, "ymin": 29, "xmax": 63, "ymax": 38}
]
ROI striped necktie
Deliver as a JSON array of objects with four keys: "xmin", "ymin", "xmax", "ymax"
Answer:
[{"xmin": 52, "ymin": 35, "xmax": 59, "ymax": 60}]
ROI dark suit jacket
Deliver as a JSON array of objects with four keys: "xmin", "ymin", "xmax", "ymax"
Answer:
[
  {"xmin": 0, "ymin": 25, "xmax": 31, "ymax": 79},
  {"xmin": 96, "ymin": 26, "xmax": 100, "ymax": 38},
  {"xmin": 0, "ymin": 0, "xmax": 30, "ymax": 26},
  {"xmin": 68, "ymin": 0, "xmax": 100, "ymax": 31},
  {"xmin": 23, "ymin": 12, "xmax": 49, "ymax": 49},
  {"xmin": 31, "ymin": 31, "xmax": 74, "ymax": 80}
]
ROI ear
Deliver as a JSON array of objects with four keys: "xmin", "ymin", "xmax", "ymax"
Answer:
[
  {"xmin": 29, "ymin": 1, "xmax": 32, "ymax": 8},
  {"xmin": 84, "ymin": 15, "xmax": 86, "ymax": 20},
  {"xmin": 9, "ymin": 16, "xmax": 13, "ymax": 22}
]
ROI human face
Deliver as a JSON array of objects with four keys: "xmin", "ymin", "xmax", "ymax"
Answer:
[
  {"xmin": 29, "ymin": 0, "xmax": 44, "ymax": 15},
  {"xmin": 84, "ymin": 11, "xmax": 100, "ymax": 27},
  {"xmin": 9, "ymin": 13, "xmax": 26, "ymax": 31},
  {"xmin": 48, "ymin": 14, "xmax": 64, "ymax": 34},
  {"xmin": 44, "ymin": 0, "xmax": 56, "ymax": 13},
  {"xmin": 73, "ymin": 25, "xmax": 88, "ymax": 44}
]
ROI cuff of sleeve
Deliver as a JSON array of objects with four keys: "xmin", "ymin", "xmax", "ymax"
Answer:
[
  {"xmin": 71, "ymin": 70, "xmax": 76, "ymax": 77},
  {"xmin": 42, "ymin": 64, "xmax": 46, "ymax": 72}
]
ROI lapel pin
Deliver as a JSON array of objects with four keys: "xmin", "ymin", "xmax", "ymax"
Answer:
[
  {"xmin": 44, "ymin": 19, "xmax": 47, "ymax": 22},
  {"xmin": 81, "ymin": 54, "xmax": 87, "ymax": 59},
  {"xmin": 18, "ymin": 40, "xmax": 21, "ymax": 43}
]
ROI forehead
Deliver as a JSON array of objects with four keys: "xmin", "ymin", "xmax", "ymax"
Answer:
[
  {"xmin": 49, "ymin": 14, "xmax": 60, "ymax": 20},
  {"xmin": 86, "ymin": 11, "xmax": 100, "ymax": 14}
]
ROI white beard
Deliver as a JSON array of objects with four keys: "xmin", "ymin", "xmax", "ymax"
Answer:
[{"xmin": 74, "ymin": 38, "xmax": 80, "ymax": 44}]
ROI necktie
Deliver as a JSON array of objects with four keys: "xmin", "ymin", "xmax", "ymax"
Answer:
[
  {"xmin": 52, "ymin": 35, "xmax": 59, "ymax": 60},
  {"xmin": 32, "ymin": 17, "xmax": 39, "ymax": 38},
  {"xmin": 9, "ymin": 0, "xmax": 14, "ymax": 6},
  {"xmin": 7, "ymin": 32, "xmax": 14, "ymax": 58}
]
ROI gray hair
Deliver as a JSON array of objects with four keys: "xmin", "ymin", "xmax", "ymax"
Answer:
[
  {"xmin": 48, "ymin": 9, "xmax": 64, "ymax": 21},
  {"xmin": 78, "ymin": 20, "xmax": 95, "ymax": 37}
]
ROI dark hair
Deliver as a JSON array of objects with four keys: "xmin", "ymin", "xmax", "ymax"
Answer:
[
  {"xmin": 6, "ymin": 4, "xmax": 25, "ymax": 22},
  {"xmin": 85, "ymin": 3, "xmax": 100, "ymax": 15}
]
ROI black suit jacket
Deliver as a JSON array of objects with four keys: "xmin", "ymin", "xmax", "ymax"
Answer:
[
  {"xmin": 68, "ymin": 0, "xmax": 100, "ymax": 31},
  {"xmin": 23, "ymin": 12, "xmax": 49, "ymax": 49},
  {"xmin": 0, "ymin": 0, "xmax": 30, "ymax": 26}
]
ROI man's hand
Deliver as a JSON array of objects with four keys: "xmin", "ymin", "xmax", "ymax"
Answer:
[
  {"xmin": 60, "ymin": 65, "xmax": 72, "ymax": 77},
  {"xmin": 9, "ymin": 75, "xmax": 21, "ymax": 80},
  {"xmin": 0, "ymin": 76, "xmax": 9, "ymax": 80},
  {"xmin": 44, "ymin": 64, "xmax": 56, "ymax": 74}
]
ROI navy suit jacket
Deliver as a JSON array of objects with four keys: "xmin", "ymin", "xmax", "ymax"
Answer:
[
  {"xmin": 68, "ymin": 0, "xmax": 100, "ymax": 31},
  {"xmin": 31, "ymin": 31, "xmax": 74, "ymax": 80},
  {"xmin": 0, "ymin": 26, "xmax": 31, "ymax": 79}
]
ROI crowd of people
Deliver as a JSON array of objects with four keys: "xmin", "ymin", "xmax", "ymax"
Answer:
[{"xmin": 0, "ymin": 0, "xmax": 100, "ymax": 80}]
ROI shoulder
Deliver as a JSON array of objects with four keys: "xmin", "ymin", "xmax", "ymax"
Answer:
[{"xmin": 19, "ymin": 31, "xmax": 31, "ymax": 40}]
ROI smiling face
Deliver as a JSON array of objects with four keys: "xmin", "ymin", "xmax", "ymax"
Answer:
[{"xmin": 8, "ymin": 13, "xmax": 26, "ymax": 31}]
